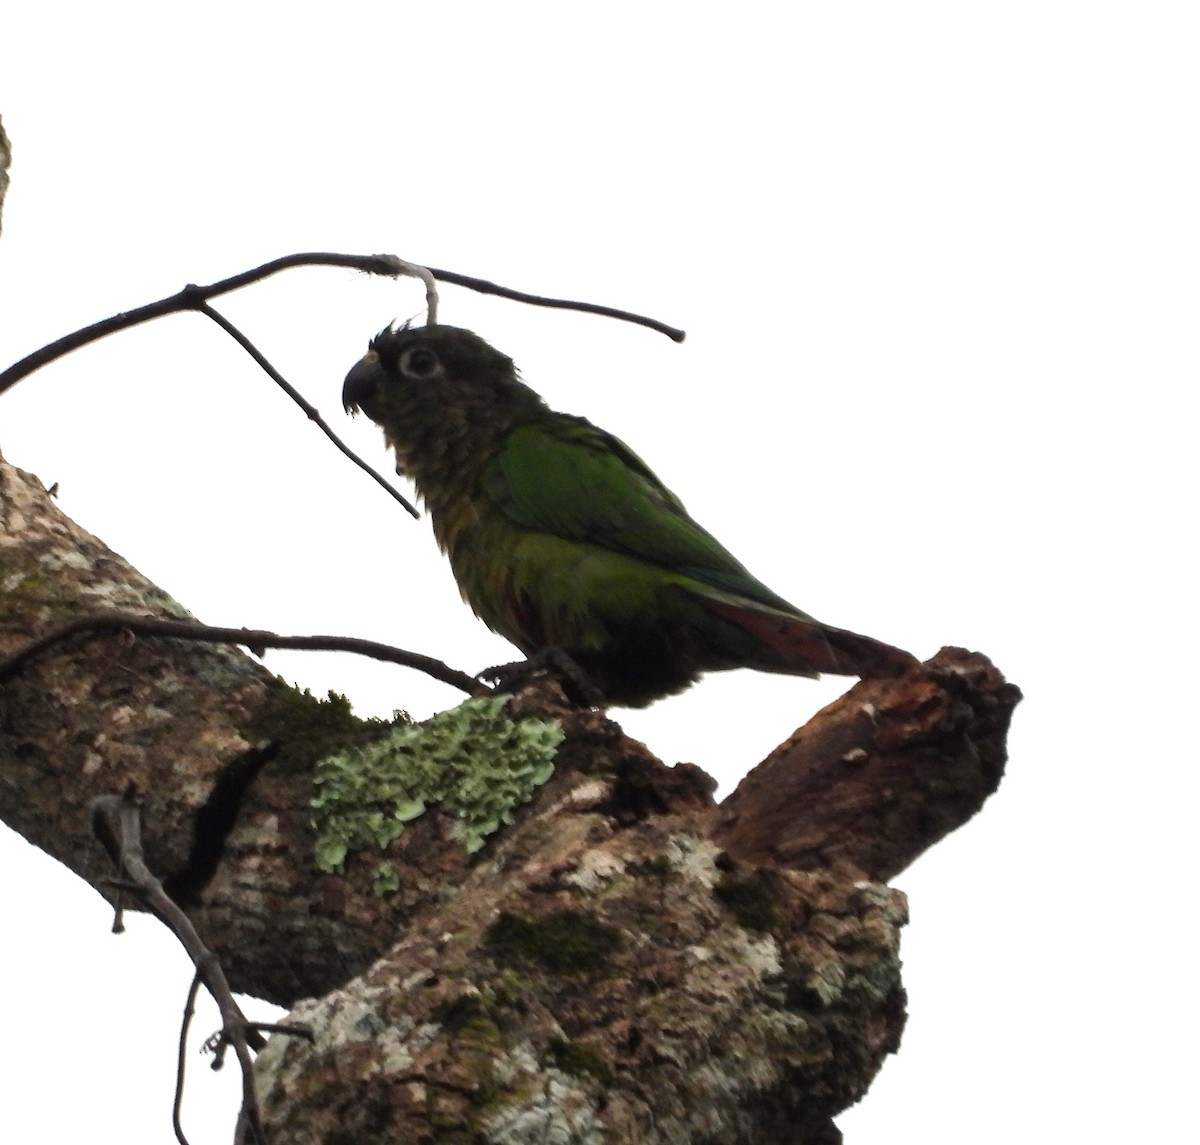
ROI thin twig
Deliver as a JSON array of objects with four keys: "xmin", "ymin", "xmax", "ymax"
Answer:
[
  {"xmin": 0, "ymin": 251, "xmax": 684, "ymax": 398},
  {"xmin": 426, "ymin": 264, "xmax": 686, "ymax": 342},
  {"xmin": 0, "ymin": 254, "xmax": 389, "ymax": 396},
  {"xmin": 173, "ymin": 971, "xmax": 203, "ymax": 1145},
  {"xmin": 92, "ymin": 790, "xmax": 301, "ymax": 1145},
  {"xmin": 195, "ymin": 301, "xmax": 418, "ymax": 518},
  {"xmin": 0, "ymin": 610, "xmax": 487, "ymax": 696},
  {"xmin": 394, "ymin": 259, "xmax": 439, "ymax": 326}
]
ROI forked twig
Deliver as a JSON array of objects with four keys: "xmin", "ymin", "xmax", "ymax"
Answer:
[
  {"xmin": 92, "ymin": 789, "xmax": 314, "ymax": 1145},
  {"xmin": 0, "ymin": 251, "xmax": 684, "ymax": 398},
  {"xmin": 0, "ymin": 252, "xmax": 683, "ymax": 518}
]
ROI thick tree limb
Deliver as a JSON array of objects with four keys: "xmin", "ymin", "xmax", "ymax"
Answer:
[
  {"xmin": 0, "ymin": 449, "xmax": 416, "ymax": 1001},
  {"xmin": 712, "ymin": 650, "xmax": 1020, "ymax": 880},
  {"xmin": 0, "ymin": 447, "xmax": 1018, "ymax": 1143}
]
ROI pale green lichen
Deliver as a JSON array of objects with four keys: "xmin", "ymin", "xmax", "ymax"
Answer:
[{"xmin": 311, "ymin": 695, "xmax": 562, "ymax": 880}]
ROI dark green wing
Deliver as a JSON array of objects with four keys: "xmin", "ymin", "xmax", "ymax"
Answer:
[{"xmin": 481, "ymin": 417, "xmax": 800, "ymax": 613}]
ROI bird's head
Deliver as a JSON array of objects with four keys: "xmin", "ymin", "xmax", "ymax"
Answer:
[
  {"xmin": 342, "ymin": 323, "xmax": 536, "ymax": 422},
  {"xmin": 343, "ymin": 323, "xmax": 548, "ymax": 481}
]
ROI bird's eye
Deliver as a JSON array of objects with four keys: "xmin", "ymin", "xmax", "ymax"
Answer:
[{"xmin": 400, "ymin": 346, "xmax": 441, "ymax": 378}]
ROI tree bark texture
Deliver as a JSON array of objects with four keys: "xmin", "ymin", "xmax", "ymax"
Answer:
[
  {"xmin": 0, "ymin": 448, "xmax": 1020, "ymax": 1143},
  {"xmin": 0, "ymin": 114, "xmax": 10, "ymax": 236}
]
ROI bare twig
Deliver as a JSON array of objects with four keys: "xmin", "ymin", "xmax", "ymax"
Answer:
[
  {"xmin": 92, "ymin": 789, "xmax": 317, "ymax": 1145},
  {"xmin": 0, "ymin": 254, "xmax": 388, "ymax": 396},
  {"xmin": 426, "ymin": 264, "xmax": 686, "ymax": 342},
  {"xmin": 0, "ymin": 251, "xmax": 684, "ymax": 398},
  {"xmin": 395, "ymin": 259, "xmax": 439, "ymax": 325},
  {"xmin": 173, "ymin": 972, "xmax": 203, "ymax": 1145},
  {"xmin": 195, "ymin": 301, "xmax": 418, "ymax": 518},
  {"xmin": 0, "ymin": 610, "xmax": 488, "ymax": 696}
]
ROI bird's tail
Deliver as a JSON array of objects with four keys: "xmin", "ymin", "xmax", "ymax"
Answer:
[{"xmin": 700, "ymin": 595, "xmax": 919, "ymax": 680}]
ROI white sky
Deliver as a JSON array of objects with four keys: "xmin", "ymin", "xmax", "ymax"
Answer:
[{"xmin": 1, "ymin": 3, "xmax": 1196, "ymax": 1141}]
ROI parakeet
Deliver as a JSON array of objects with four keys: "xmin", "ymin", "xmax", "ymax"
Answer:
[{"xmin": 343, "ymin": 324, "xmax": 917, "ymax": 707}]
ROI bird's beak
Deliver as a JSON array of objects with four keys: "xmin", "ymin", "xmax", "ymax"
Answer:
[{"xmin": 342, "ymin": 350, "xmax": 383, "ymax": 419}]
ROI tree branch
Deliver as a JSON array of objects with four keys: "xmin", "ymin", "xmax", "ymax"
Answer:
[
  {"xmin": 1, "ymin": 447, "xmax": 1019, "ymax": 1143},
  {"xmin": 0, "ymin": 252, "xmax": 685, "ymax": 399},
  {"xmin": 0, "ymin": 610, "xmax": 485, "ymax": 696},
  {"xmin": 92, "ymin": 789, "xmax": 313, "ymax": 1145},
  {"xmin": 711, "ymin": 647, "xmax": 1021, "ymax": 880},
  {"xmin": 196, "ymin": 301, "xmax": 419, "ymax": 517},
  {"xmin": 423, "ymin": 264, "xmax": 687, "ymax": 341},
  {"xmin": 173, "ymin": 972, "xmax": 203, "ymax": 1145}
]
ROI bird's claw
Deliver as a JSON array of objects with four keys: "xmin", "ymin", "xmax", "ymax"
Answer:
[{"xmin": 479, "ymin": 649, "xmax": 607, "ymax": 708}]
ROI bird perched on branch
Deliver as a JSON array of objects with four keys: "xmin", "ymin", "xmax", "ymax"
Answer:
[{"xmin": 343, "ymin": 324, "xmax": 917, "ymax": 707}]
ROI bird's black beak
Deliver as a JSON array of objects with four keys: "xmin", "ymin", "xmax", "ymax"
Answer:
[{"xmin": 342, "ymin": 350, "xmax": 384, "ymax": 420}]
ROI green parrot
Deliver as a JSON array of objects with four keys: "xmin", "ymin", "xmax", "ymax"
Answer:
[{"xmin": 343, "ymin": 324, "xmax": 917, "ymax": 707}]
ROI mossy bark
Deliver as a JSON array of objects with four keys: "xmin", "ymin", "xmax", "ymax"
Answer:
[{"xmin": 0, "ymin": 448, "xmax": 1019, "ymax": 1143}]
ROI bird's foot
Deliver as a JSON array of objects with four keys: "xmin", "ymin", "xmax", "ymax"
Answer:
[{"xmin": 480, "ymin": 649, "xmax": 607, "ymax": 708}]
